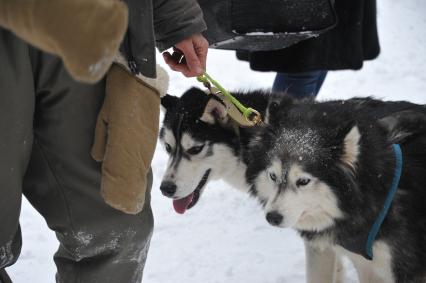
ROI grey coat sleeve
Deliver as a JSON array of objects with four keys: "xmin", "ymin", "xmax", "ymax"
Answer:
[{"xmin": 153, "ymin": 0, "xmax": 207, "ymax": 51}]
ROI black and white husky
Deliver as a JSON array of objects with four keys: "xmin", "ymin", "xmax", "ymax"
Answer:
[
  {"xmin": 248, "ymin": 98, "xmax": 426, "ymax": 282},
  {"xmin": 159, "ymin": 87, "xmax": 425, "ymax": 282},
  {"xmin": 159, "ymin": 87, "xmax": 275, "ymax": 214}
]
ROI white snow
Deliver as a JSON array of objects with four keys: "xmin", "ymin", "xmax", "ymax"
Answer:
[{"xmin": 8, "ymin": 0, "xmax": 426, "ymax": 282}]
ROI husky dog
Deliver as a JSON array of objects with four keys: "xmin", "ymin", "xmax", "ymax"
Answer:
[
  {"xmin": 248, "ymin": 99, "xmax": 426, "ymax": 282},
  {"xmin": 159, "ymin": 87, "xmax": 424, "ymax": 282},
  {"xmin": 159, "ymin": 87, "xmax": 275, "ymax": 214}
]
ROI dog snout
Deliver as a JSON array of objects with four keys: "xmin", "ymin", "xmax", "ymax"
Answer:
[
  {"xmin": 266, "ymin": 211, "xmax": 283, "ymax": 226},
  {"xmin": 160, "ymin": 181, "xmax": 177, "ymax": 197}
]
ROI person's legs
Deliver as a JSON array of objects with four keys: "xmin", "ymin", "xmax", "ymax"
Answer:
[
  {"xmin": 272, "ymin": 70, "xmax": 328, "ymax": 98},
  {"xmin": 22, "ymin": 47, "xmax": 153, "ymax": 283},
  {"xmin": 0, "ymin": 28, "xmax": 35, "ymax": 275}
]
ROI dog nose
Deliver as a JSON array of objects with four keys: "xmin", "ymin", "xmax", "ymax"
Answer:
[
  {"xmin": 160, "ymin": 181, "xmax": 177, "ymax": 197},
  {"xmin": 266, "ymin": 211, "xmax": 283, "ymax": 226}
]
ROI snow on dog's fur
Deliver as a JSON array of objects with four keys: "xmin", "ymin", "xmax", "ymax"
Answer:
[{"xmin": 247, "ymin": 98, "xmax": 426, "ymax": 282}]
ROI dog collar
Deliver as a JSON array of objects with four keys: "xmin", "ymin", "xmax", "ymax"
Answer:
[{"xmin": 365, "ymin": 144, "xmax": 403, "ymax": 259}]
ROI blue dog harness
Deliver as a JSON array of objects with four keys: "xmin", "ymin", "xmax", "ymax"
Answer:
[{"xmin": 365, "ymin": 144, "xmax": 403, "ymax": 259}]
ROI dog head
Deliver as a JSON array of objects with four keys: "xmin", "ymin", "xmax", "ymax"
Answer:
[
  {"xmin": 159, "ymin": 87, "xmax": 239, "ymax": 214},
  {"xmin": 248, "ymin": 107, "xmax": 365, "ymax": 233}
]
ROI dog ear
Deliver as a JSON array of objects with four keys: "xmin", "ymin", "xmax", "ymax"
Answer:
[
  {"xmin": 265, "ymin": 94, "xmax": 296, "ymax": 126},
  {"xmin": 200, "ymin": 97, "xmax": 229, "ymax": 125},
  {"xmin": 336, "ymin": 122, "xmax": 361, "ymax": 171},
  {"xmin": 243, "ymin": 124, "xmax": 276, "ymax": 172},
  {"xmin": 161, "ymin": 94, "xmax": 179, "ymax": 111},
  {"xmin": 245, "ymin": 124, "xmax": 275, "ymax": 154}
]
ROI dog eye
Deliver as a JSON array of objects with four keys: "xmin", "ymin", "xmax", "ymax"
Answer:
[
  {"xmin": 296, "ymin": 178, "xmax": 311, "ymax": 187},
  {"xmin": 187, "ymin": 145, "xmax": 205, "ymax": 155},
  {"xmin": 269, "ymin": 172, "xmax": 277, "ymax": 182},
  {"xmin": 165, "ymin": 143, "xmax": 172, "ymax": 153}
]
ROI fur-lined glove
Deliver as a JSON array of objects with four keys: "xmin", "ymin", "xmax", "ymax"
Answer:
[
  {"xmin": 92, "ymin": 63, "xmax": 168, "ymax": 214},
  {"xmin": 0, "ymin": 0, "xmax": 128, "ymax": 83}
]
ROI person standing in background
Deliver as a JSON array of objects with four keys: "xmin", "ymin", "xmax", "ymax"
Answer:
[{"xmin": 237, "ymin": 0, "xmax": 380, "ymax": 98}]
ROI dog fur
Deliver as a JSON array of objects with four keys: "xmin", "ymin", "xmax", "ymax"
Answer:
[
  {"xmin": 159, "ymin": 87, "xmax": 426, "ymax": 282},
  {"xmin": 247, "ymin": 97, "xmax": 426, "ymax": 282}
]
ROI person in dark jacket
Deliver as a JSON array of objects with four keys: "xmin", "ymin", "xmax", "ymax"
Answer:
[
  {"xmin": 237, "ymin": 0, "xmax": 380, "ymax": 98},
  {"xmin": 0, "ymin": 0, "xmax": 208, "ymax": 282}
]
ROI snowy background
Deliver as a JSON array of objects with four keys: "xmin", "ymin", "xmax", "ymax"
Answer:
[{"xmin": 8, "ymin": 0, "xmax": 426, "ymax": 282}]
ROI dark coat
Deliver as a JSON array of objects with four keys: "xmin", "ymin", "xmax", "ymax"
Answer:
[
  {"xmin": 121, "ymin": 0, "xmax": 206, "ymax": 78},
  {"xmin": 236, "ymin": 0, "xmax": 380, "ymax": 73}
]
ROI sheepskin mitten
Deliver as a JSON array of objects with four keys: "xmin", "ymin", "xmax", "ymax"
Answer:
[
  {"xmin": 92, "ymin": 63, "xmax": 168, "ymax": 214},
  {"xmin": 0, "ymin": 0, "xmax": 128, "ymax": 83}
]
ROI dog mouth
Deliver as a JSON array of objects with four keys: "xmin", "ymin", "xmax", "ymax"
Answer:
[{"xmin": 172, "ymin": 169, "xmax": 211, "ymax": 214}]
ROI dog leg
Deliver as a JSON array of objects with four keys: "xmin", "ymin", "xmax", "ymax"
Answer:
[
  {"xmin": 334, "ymin": 255, "xmax": 346, "ymax": 283},
  {"xmin": 351, "ymin": 258, "xmax": 385, "ymax": 283},
  {"xmin": 342, "ymin": 244, "xmax": 394, "ymax": 283},
  {"xmin": 305, "ymin": 242, "xmax": 344, "ymax": 283}
]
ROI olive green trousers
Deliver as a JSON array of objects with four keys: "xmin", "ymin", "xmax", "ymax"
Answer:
[{"xmin": 0, "ymin": 28, "xmax": 153, "ymax": 283}]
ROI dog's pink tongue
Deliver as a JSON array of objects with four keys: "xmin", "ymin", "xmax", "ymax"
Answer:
[{"xmin": 173, "ymin": 193, "xmax": 194, "ymax": 214}]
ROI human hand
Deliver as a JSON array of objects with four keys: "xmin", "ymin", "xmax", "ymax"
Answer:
[{"xmin": 163, "ymin": 33, "xmax": 208, "ymax": 77}]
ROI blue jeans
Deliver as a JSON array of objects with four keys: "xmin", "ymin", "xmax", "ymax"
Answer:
[{"xmin": 272, "ymin": 70, "xmax": 328, "ymax": 98}]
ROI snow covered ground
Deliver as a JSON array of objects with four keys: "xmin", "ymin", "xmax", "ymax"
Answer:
[{"xmin": 8, "ymin": 0, "xmax": 426, "ymax": 282}]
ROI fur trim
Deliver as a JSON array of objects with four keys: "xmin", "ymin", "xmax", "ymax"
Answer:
[{"xmin": 114, "ymin": 53, "xmax": 169, "ymax": 97}]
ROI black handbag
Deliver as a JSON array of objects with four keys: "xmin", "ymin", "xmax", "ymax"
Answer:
[{"xmin": 198, "ymin": 0, "xmax": 337, "ymax": 51}]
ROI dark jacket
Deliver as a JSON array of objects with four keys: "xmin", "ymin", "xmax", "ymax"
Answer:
[
  {"xmin": 121, "ymin": 0, "xmax": 206, "ymax": 78},
  {"xmin": 236, "ymin": 0, "xmax": 380, "ymax": 73}
]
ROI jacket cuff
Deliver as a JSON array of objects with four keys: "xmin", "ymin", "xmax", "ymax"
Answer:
[{"xmin": 155, "ymin": 19, "xmax": 207, "ymax": 52}]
